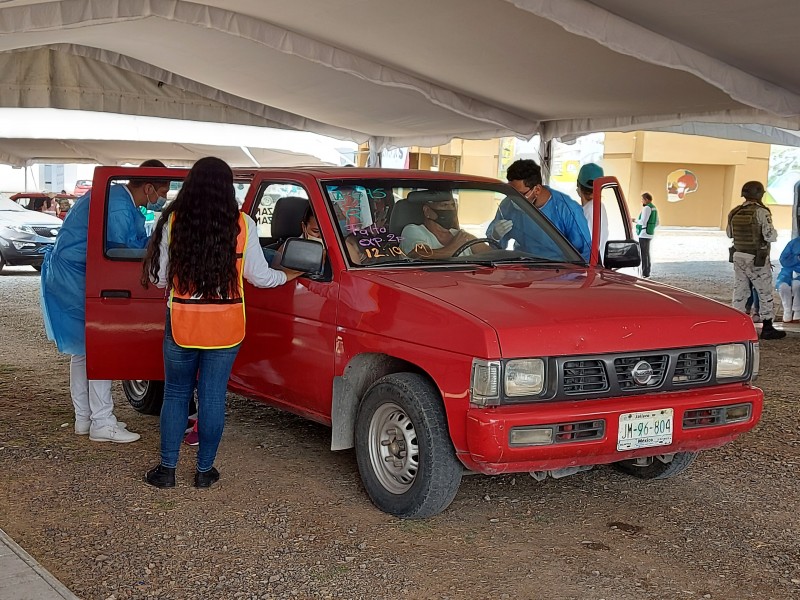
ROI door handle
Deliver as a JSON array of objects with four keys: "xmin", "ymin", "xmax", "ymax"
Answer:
[{"xmin": 101, "ymin": 290, "xmax": 131, "ymax": 299}]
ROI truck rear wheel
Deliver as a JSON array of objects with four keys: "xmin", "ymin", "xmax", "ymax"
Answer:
[
  {"xmin": 122, "ymin": 380, "xmax": 164, "ymax": 415},
  {"xmin": 613, "ymin": 451, "xmax": 697, "ymax": 479},
  {"xmin": 355, "ymin": 373, "xmax": 462, "ymax": 519}
]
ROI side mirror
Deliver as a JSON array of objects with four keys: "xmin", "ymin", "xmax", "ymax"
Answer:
[
  {"xmin": 280, "ymin": 237, "xmax": 324, "ymax": 273},
  {"xmin": 604, "ymin": 240, "xmax": 641, "ymax": 269}
]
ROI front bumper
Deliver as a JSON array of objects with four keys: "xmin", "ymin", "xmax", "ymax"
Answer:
[
  {"xmin": 460, "ymin": 384, "xmax": 762, "ymax": 474},
  {"xmin": 0, "ymin": 237, "xmax": 52, "ymax": 266}
]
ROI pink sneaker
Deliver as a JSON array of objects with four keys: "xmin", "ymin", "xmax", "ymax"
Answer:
[{"xmin": 183, "ymin": 425, "xmax": 199, "ymax": 446}]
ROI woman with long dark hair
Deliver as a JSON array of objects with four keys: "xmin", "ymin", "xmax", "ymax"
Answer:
[{"xmin": 141, "ymin": 157, "xmax": 301, "ymax": 488}]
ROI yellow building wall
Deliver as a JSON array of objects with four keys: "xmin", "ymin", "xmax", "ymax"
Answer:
[
  {"xmin": 604, "ymin": 132, "xmax": 791, "ymax": 230},
  {"xmin": 392, "ymin": 132, "xmax": 794, "ymax": 231}
]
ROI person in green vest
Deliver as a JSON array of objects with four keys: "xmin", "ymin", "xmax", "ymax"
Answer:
[
  {"xmin": 726, "ymin": 181, "xmax": 785, "ymax": 340},
  {"xmin": 634, "ymin": 192, "xmax": 658, "ymax": 278}
]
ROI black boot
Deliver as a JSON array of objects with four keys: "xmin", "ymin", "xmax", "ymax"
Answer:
[
  {"xmin": 145, "ymin": 464, "xmax": 176, "ymax": 488},
  {"xmin": 194, "ymin": 466, "xmax": 220, "ymax": 488},
  {"xmin": 760, "ymin": 319, "xmax": 786, "ymax": 340}
]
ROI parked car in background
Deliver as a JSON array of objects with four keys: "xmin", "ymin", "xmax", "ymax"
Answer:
[
  {"xmin": 73, "ymin": 179, "xmax": 92, "ymax": 197},
  {"xmin": 0, "ymin": 198, "xmax": 62, "ymax": 271},
  {"xmin": 85, "ymin": 166, "xmax": 763, "ymax": 518},
  {"xmin": 10, "ymin": 192, "xmax": 77, "ymax": 220}
]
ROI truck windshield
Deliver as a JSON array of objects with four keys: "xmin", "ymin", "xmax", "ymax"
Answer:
[{"xmin": 322, "ymin": 179, "xmax": 583, "ymax": 267}]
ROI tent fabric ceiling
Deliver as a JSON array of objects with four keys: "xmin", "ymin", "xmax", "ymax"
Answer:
[
  {"xmin": 0, "ymin": 0, "xmax": 798, "ymax": 151},
  {"xmin": 0, "ymin": 138, "xmax": 341, "ymax": 168}
]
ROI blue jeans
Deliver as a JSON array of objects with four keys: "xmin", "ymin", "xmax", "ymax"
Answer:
[{"xmin": 160, "ymin": 310, "xmax": 240, "ymax": 472}]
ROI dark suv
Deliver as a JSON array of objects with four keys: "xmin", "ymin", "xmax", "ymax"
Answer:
[{"xmin": 0, "ymin": 198, "xmax": 62, "ymax": 272}]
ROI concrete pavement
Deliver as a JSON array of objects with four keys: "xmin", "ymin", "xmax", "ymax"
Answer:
[{"xmin": 0, "ymin": 528, "xmax": 79, "ymax": 600}]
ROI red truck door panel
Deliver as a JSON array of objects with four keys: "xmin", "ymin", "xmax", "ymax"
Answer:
[
  {"xmin": 230, "ymin": 176, "xmax": 340, "ymax": 422},
  {"xmin": 85, "ymin": 167, "xmax": 189, "ymax": 380}
]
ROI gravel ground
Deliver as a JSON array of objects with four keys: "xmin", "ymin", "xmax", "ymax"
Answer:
[{"xmin": 0, "ymin": 229, "xmax": 798, "ymax": 600}]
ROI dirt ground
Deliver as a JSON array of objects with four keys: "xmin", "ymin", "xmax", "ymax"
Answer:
[{"xmin": 1, "ymin": 230, "xmax": 798, "ymax": 600}]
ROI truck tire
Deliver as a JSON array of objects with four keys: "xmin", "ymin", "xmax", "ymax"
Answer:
[
  {"xmin": 122, "ymin": 380, "xmax": 164, "ymax": 415},
  {"xmin": 355, "ymin": 373, "xmax": 462, "ymax": 519},
  {"xmin": 613, "ymin": 451, "xmax": 698, "ymax": 479}
]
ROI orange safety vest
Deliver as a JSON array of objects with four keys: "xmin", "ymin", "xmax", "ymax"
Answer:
[{"xmin": 169, "ymin": 213, "xmax": 248, "ymax": 349}]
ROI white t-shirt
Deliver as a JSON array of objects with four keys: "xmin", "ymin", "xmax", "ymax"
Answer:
[
  {"xmin": 582, "ymin": 201, "xmax": 608, "ymax": 261},
  {"xmin": 400, "ymin": 224, "xmax": 473, "ymax": 256}
]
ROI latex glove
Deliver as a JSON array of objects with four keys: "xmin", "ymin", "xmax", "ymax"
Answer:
[{"xmin": 493, "ymin": 219, "xmax": 513, "ymax": 239}]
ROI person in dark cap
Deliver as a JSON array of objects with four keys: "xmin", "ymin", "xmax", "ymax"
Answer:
[{"xmin": 726, "ymin": 181, "xmax": 785, "ymax": 340}]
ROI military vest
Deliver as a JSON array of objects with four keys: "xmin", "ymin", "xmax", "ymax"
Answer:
[{"xmin": 729, "ymin": 203, "xmax": 764, "ymax": 255}]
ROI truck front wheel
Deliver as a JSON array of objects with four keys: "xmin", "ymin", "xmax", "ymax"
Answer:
[
  {"xmin": 613, "ymin": 451, "xmax": 698, "ymax": 479},
  {"xmin": 122, "ymin": 380, "xmax": 165, "ymax": 415},
  {"xmin": 355, "ymin": 373, "xmax": 462, "ymax": 519}
]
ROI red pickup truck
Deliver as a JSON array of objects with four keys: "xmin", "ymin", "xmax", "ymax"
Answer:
[{"xmin": 85, "ymin": 166, "xmax": 762, "ymax": 518}]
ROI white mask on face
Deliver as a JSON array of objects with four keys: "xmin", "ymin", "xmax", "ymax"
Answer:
[{"xmin": 305, "ymin": 234, "xmax": 323, "ymax": 244}]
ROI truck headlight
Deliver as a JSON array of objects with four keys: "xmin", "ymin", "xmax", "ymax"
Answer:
[
  {"xmin": 716, "ymin": 343, "xmax": 747, "ymax": 379},
  {"xmin": 505, "ymin": 358, "xmax": 545, "ymax": 396},
  {"xmin": 470, "ymin": 359, "xmax": 501, "ymax": 406}
]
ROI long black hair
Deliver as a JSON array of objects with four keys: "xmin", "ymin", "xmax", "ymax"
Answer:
[{"xmin": 142, "ymin": 157, "xmax": 241, "ymax": 299}]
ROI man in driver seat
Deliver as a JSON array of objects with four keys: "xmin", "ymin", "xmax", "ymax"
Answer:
[{"xmin": 399, "ymin": 192, "xmax": 491, "ymax": 259}]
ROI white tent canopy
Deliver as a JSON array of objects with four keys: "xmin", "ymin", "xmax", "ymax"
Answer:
[
  {"xmin": 0, "ymin": 0, "xmax": 798, "ymax": 151},
  {"xmin": 0, "ymin": 108, "xmax": 350, "ymax": 167}
]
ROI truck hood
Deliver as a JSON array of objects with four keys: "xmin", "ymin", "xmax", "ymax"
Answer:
[
  {"xmin": 369, "ymin": 265, "xmax": 756, "ymax": 357},
  {"xmin": 0, "ymin": 209, "xmax": 62, "ymax": 227}
]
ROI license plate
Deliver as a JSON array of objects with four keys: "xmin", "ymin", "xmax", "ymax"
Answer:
[{"xmin": 617, "ymin": 408, "xmax": 673, "ymax": 451}]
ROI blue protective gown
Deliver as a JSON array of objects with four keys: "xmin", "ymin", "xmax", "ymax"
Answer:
[
  {"xmin": 486, "ymin": 186, "xmax": 592, "ymax": 261},
  {"xmin": 40, "ymin": 185, "xmax": 148, "ymax": 355},
  {"xmin": 776, "ymin": 237, "xmax": 800, "ymax": 290}
]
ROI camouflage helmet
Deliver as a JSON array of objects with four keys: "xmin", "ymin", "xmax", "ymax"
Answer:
[{"xmin": 741, "ymin": 181, "xmax": 765, "ymax": 200}]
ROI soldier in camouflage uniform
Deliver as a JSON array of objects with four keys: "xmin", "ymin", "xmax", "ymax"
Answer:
[{"xmin": 726, "ymin": 181, "xmax": 786, "ymax": 340}]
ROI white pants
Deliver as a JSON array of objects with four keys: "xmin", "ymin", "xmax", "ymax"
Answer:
[
  {"xmin": 732, "ymin": 253, "xmax": 775, "ymax": 321},
  {"xmin": 778, "ymin": 280, "xmax": 800, "ymax": 316},
  {"xmin": 69, "ymin": 354, "xmax": 117, "ymax": 428}
]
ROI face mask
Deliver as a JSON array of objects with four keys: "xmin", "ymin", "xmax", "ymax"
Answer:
[
  {"xmin": 305, "ymin": 234, "xmax": 323, "ymax": 244},
  {"xmin": 433, "ymin": 209, "xmax": 457, "ymax": 229},
  {"xmin": 147, "ymin": 196, "xmax": 167, "ymax": 211}
]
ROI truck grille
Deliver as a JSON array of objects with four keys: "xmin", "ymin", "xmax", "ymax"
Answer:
[
  {"xmin": 673, "ymin": 351, "xmax": 712, "ymax": 384},
  {"xmin": 563, "ymin": 360, "xmax": 609, "ymax": 395},
  {"xmin": 615, "ymin": 355, "xmax": 668, "ymax": 390},
  {"xmin": 542, "ymin": 345, "xmax": 747, "ymax": 402}
]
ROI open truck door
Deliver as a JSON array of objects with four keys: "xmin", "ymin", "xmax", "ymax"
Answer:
[
  {"xmin": 85, "ymin": 166, "xmax": 188, "ymax": 380},
  {"xmin": 589, "ymin": 175, "xmax": 641, "ymax": 271},
  {"xmin": 85, "ymin": 166, "xmax": 188, "ymax": 412}
]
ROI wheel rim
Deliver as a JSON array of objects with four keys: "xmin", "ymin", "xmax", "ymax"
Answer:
[
  {"xmin": 367, "ymin": 402, "xmax": 420, "ymax": 495},
  {"xmin": 126, "ymin": 380, "xmax": 149, "ymax": 399}
]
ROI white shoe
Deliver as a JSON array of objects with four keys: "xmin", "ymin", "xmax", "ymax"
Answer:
[
  {"xmin": 783, "ymin": 313, "xmax": 794, "ymax": 324},
  {"xmin": 75, "ymin": 420, "xmax": 126, "ymax": 435},
  {"xmin": 89, "ymin": 424, "xmax": 140, "ymax": 443},
  {"xmin": 752, "ymin": 314, "xmax": 763, "ymax": 324},
  {"xmin": 793, "ymin": 311, "xmax": 800, "ymax": 322}
]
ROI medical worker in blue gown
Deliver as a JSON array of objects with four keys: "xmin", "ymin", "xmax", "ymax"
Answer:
[
  {"xmin": 487, "ymin": 159, "xmax": 592, "ymax": 262},
  {"xmin": 40, "ymin": 160, "xmax": 170, "ymax": 443}
]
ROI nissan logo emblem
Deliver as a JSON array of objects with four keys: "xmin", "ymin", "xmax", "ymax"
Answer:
[{"xmin": 631, "ymin": 360, "xmax": 654, "ymax": 386}]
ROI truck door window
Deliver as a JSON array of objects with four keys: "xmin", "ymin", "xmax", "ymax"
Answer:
[{"xmin": 251, "ymin": 183, "xmax": 308, "ymax": 240}]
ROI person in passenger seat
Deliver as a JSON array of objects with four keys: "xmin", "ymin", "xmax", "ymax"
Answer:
[
  {"xmin": 270, "ymin": 206, "xmax": 325, "ymax": 270},
  {"xmin": 141, "ymin": 157, "xmax": 305, "ymax": 489}
]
